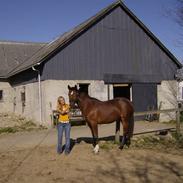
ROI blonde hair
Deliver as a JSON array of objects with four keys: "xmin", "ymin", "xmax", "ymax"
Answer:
[{"xmin": 57, "ymin": 96, "xmax": 65, "ymax": 111}]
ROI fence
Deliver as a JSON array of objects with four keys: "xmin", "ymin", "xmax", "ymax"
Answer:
[{"xmin": 134, "ymin": 108, "xmax": 181, "ymax": 134}]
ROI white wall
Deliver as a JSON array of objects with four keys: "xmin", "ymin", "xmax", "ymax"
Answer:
[
  {"xmin": 41, "ymin": 80, "xmax": 109, "ymax": 127},
  {"xmin": 0, "ymin": 81, "xmax": 14, "ymax": 112},
  {"xmin": 157, "ymin": 80, "xmax": 177, "ymax": 122},
  {"xmin": 0, "ymin": 81, "xmax": 40, "ymax": 124},
  {"xmin": 0, "ymin": 80, "xmax": 109, "ymax": 127}
]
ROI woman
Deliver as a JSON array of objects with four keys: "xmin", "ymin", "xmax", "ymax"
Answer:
[{"xmin": 56, "ymin": 96, "xmax": 71, "ymax": 155}]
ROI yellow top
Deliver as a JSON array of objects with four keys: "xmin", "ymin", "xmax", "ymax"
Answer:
[{"xmin": 58, "ymin": 104, "xmax": 70, "ymax": 122}]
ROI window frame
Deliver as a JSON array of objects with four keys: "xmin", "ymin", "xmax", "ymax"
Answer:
[{"xmin": 0, "ymin": 90, "xmax": 3, "ymax": 102}]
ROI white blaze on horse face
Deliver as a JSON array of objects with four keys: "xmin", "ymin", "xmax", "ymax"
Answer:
[
  {"xmin": 70, "ymin": 91, "xmax": 74, "ymax": 96},
  {"xmin": 93, "ymin": 144, "xmax": 99, "ymax": 154}
]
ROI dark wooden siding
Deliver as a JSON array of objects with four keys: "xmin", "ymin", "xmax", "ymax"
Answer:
[
  {"xmin": 132, "ymin": 83, "xmax": 157, "ymax": 120},
  {"xmin": 9, "ymin": 68, "xmax": 38, "ymax": 86},
  {"xmin": 40, "ymin": 6, "xmax": 177, "ymax": 81},
  {"xmin": 132, "ymin": 83, "xmax": 157, "ymax": 111}
]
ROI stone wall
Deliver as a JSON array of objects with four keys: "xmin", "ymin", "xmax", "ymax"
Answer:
[
  {"xmin": 41, "ymin": 80, "xmax": 110, "ymax": 127},
  {"xmin": 0, "ymin": 81, "xmax": 14, "ymax": 112},
  {"xmin": 157, "ymin": 80, "xmax": 177, "ymax": 122}
]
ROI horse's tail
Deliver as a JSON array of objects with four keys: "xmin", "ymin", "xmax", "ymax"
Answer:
[{"xmin": 128, "ymin": 114, "xmax": 134, "ymax": 138}]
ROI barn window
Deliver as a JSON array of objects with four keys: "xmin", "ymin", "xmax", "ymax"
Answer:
[
  {"xmin": 78, "ymin": 83, "xmax": 90, "ymax": 94},
  {"xmin": 0, "ymin": 90, "xmax": 3, "ymax": 101},
  {"xmin": 113, "ymin": 84, "xmax": 131, "ymax": 100},
  {"xmin": 21, "ymin": 91, "xmax": 26, "ymax": 103},
  {"xmin": 21, "ymin": 86, "xmax": 26, "ymax": 108}
]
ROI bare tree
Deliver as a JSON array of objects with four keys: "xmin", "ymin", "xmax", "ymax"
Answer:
[
  {"xmin": 168, "ymin": 0, "xmax": 183, "ymax": 46},
  {"xmin": 174, "ymin": 0, "xmax": 183, "ymax": 28}
]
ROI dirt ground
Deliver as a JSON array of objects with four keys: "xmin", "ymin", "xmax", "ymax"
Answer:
[
  {"xmin": 0, "ymin": 140, "xmax": 183, "ymax": 183},
  {"xmin": 0, "ymin": 113, "xmax": 183, "ymax": 183}
]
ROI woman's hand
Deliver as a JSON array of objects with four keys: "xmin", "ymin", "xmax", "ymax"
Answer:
[{"xmin": 60, "ymin": 109, "xmax": 69, "ymax": 115}]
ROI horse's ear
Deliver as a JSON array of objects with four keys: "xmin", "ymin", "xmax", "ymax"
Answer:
[{"xmin": 68, "ymin": 85, "xmax": 71, "ymax": 90}]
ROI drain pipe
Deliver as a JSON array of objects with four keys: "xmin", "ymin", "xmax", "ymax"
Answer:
[{"xmin": 32, "ymin": 64, "xmax": 42, "ymax": 123}]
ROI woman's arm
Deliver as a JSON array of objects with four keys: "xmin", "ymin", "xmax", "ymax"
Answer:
[{"xmin": 57, "ymin": 105, "xmax": 69, "ymax": 115}]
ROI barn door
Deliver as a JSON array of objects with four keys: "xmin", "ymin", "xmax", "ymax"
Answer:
[{"xmin": 132, "ymin": 83, "xmax": 157, "ymax": 121}]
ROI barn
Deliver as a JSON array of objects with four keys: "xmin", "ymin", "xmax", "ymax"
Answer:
[{"xmin": 0, "ymin": 1, "xmax": 182, "ymax": 126}]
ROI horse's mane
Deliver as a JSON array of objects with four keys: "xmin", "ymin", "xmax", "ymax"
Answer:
[
  {"xmin": 89, "ymin": 96, "xmax": 100, "ymax": 102},
  {"xmin": 79, "ymin": 91, "xmax": 100, "ymax": 102}
]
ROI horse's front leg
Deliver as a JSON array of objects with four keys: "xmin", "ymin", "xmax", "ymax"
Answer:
[{"xmin": 89, "ymin": 122, "xmax": 99, "ymax": 154}]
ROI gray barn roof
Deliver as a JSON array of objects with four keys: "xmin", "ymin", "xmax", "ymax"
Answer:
[
  {"xmin": 0, "ymin": 0, "xmax": 182, "ymax": 78},
  {"xmin": 0, "ymin": 41, "xmax": 46, "ymax": 78}
]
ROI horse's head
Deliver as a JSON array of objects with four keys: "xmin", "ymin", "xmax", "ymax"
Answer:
[{"xmin": 68, "ymin": 85, "xmax": 79, "ymax": 108}]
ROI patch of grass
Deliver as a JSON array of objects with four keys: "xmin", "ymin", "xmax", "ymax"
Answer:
[
  {"xmin": 131, "ymin": 132, "xmax": 183, "ymax": 151},
  {"xmin": 0, "ymin": 127, "xmax": 18, "ymax": 134},
  {"xmin": 0, "ymin": 121, "xmax": 47, "ymax": 135},
  {"xmin": 171, "ymin": 132, "xmax": 183, "ymax": 148},
  {"xmin": 162, "ymin": 120, "xmax": 176, "ymax": 125},
  {"xmin": 23, "ymin": 120, "xmax": 37, "ymax": 127},
  {"xmin": 100, "ymin": 141, "xmax": 117, "ymax": 150}
]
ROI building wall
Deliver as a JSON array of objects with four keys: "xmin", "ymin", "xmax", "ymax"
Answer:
[
  {"xmin": 157, "ymin": 80, "xmax": 177, "ymax": 122},
  {"xmin": 13, "ymin": 82, "xmax": 40, "ymax": 123},
  {"xmin": 0, "ymin": 80, "xmax": 109, "ymax": 127},
  {"xmin": 0, "ymin": 81, "xmax": 14, "ymax": 112},
  {"xmin": 41, "ymin": 80, "xmax": 109, "ymax": 127},
  {"xmin": 38, "ymin": 79, "xmax": 179, "ymax": 125},
  {"xmin": 178, "ymin": 81, "xmax": 183, "ymax": 101},
  {"xmin": 0, "ymin": 79, "xmax": 178, "ymax": 126},
  {"xmin": 0, "ymin": 81, "xmax": 40, "ymax": 123}
]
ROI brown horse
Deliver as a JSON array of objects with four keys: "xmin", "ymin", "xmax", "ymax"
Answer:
[{"xmin": 68, "ymin": 85, "xmax": 134, "ymax": 153}]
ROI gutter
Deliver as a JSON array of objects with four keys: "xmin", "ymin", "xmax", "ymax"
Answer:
[{"xmin": 32, "ymin": 63, "xmax": 42, "ymax": 123}]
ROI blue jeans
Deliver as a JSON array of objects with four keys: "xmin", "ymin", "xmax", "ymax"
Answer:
[{"xmin": 57, "ymin": 122, "xmax": 71, "ymax": 153}]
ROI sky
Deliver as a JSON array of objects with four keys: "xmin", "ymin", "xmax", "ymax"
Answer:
[{"xmin": 0, "ymin": 0, "xmax": 182, "ymax": 62}]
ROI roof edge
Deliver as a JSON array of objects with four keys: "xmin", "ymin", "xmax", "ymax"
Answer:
[{"xmin": 0, "ymin": 40, "xmax": 47, "ymax": 45}]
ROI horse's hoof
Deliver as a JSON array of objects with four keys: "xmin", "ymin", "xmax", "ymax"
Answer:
[
  {"xmin": 119, "ymin": 146, "xmax": 124, "ymax": 150},
  {"xmin": 93, "ymin": 148, "xmax": 99, "ymax": 154},
  {"xmin": 125, "ymin": 140, "xmax": 131, "ymax": 146},
  {"xmin": 93, "ymin": 144, "xmax": 99, "ymax": 154},
  {"xmin": 93, "ymin": 151, "xmax": 99, "ymax": 155}
]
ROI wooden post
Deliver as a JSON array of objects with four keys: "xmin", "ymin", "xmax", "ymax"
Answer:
[
  {"xmin": 176, "ymin": 103, "xmax": 181, "ymax": 135},
  {"xmin": 115, "ymin": 121, "xmax": 120, "ymax": 143}
]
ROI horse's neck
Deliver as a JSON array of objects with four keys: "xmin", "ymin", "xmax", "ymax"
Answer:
[{"xmin": 78, "ymin": 95, "xmax": 91, "ymax": 113}]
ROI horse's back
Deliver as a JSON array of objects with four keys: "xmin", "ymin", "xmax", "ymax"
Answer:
[
  {"xmin": 103, "ymin": 97, "xmax": 133, "ymax": 110},
  {"xmin": 85, "ymin": 97, "xmax": 133, "ymax": 123},
  {"xmin": 90, "ymin": 97, "xmax": 133, "ymax": 112}
]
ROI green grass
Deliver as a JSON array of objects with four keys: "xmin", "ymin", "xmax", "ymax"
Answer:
[
  {"xmin": 0, "ymin": 127, "xmax": 18, "ymax": 134},
  {"xmin": 98, "ymin": 132, "xmax": 183, "ymax": 151},
  {"xmin": 0, "ymin": 120, "xmax": 47, "ymax": 134},
  {"xmin": 100, "ymin": 141, "xmax": 117, "ymax": 150}
]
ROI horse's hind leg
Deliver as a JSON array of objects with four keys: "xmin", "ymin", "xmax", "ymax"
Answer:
[
  {"xmin": 89, "ymin": 122, "xmax": 99, "ymax": 154},
  {"xmin": 119, "ymin": 117, "xmax": 131, "ymax": 149}
]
